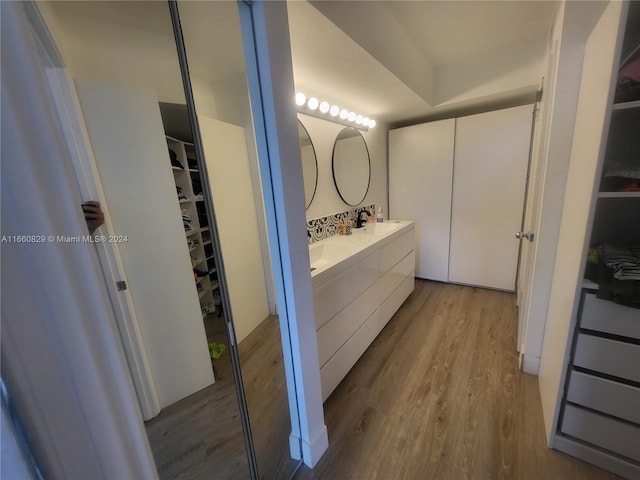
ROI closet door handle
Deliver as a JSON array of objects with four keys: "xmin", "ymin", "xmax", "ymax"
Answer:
[{"xmin": 515, "ymin": 232, "xmax": 534, "ymax": 241}]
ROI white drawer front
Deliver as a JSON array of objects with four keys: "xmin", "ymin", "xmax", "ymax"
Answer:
[
  {"xmin": 313, "ymin": 251, "xmax": 379, "ymax": 330},
  {"xmin": 380, "ymin": 251, "xmax": 415, "ymax": 302},
  {"xmin": 316, "ymin": 283, "xmax": 378, "ymax": 367},
  {"xmin": 567, "ymin": 370, "xmax": 640, "ymax": 424},
  {"xmin": 574, "ymin": 333, "xmax": 640, "ymax": 383},
  {"xmin": 320, "ymin": 308, "xmax": 382, "ymax": 401},
  {"xmin": 320, "ymin": 274, "xmax": 415, "ymax": 401},
  {"xmin": 581, "ymin": 293, "xmax": 640, "ymax": 340},
  {"xmin": 380, "ymin": 229, "xmax": 414, "ymax": 273},
  {"xmin": 561, "ymin": 404, "xmax": 640, "ymax": 461}
]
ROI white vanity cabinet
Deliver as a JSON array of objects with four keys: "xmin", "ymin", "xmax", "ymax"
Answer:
[{"xmin": 312, "ymin": 224, "xmax": 415, "ymax": 401}]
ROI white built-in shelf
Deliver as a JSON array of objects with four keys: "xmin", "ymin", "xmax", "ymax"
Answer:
[
  {"xmin": 194, "ymin": 195, "xmax": 204, "ymax": 202},
  {"xmin": 179, "ymin": 199, "xmax": 192, "ymax": 203},
  {"xmin": 210, "ymin": 281, "xmax": 219, "ymax": 291},
  {"xmin": 206, "ymin": 254, "xmax": 215, "ymax": 261},
  {"xmin": 598, "ymin": 191, "xmax": 640, "ymax": 198},
  {"xmin": 189, "ymin": 168, "xmax": 199, "ymax": 173},
  {"xmin": 582, "ymin": 279, "xmax": 599, "ymax": 291},
  {"xmin": 612, "ymin": 99, "xmax": 640, "ymax": 111},
  {"xmin": 172, "ymin": 166, "xmax": 185, "ymax": 172}
]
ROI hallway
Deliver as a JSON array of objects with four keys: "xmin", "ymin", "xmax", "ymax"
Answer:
[{"xmin": 294, "ymin": 280, "xmax": 619, "ymax": 480}]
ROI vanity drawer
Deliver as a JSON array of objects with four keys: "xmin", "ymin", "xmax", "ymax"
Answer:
[
  {"xmin": 313, "ymin": 251, "xmax": 379, "ymax": 330},
  {"xmin": 380, "ymin": 229, "xmax": 414, "ymax": 273},
  {"xmin": 316, "ymin": 282, "xmax": 378, "ymax": 367},
  {"xmin": 581, "ymin": 293, "xmax": 640, "ymax": 340},
  {"xmin": 561, "ymin": 404, "xmax": 640, "ymax": 461},
  {"xmin": 573, "ymin": 333, "xmax": 640, "ymax": 382},
  {"xmin": 566, "ymin": 370, "xmax": 640, "ymax": 424},
  {"xmin": 380, "ymin": 251, "xmax": 415, "ymax": 302}
]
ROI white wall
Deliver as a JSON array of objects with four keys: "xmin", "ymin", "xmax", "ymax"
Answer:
[
  {"xmin": 435, "ymin": 38, "xmax": 547, "ymax": 106},
  {"xmin": 300, "ymin": 113, "xmax": 388, "ymax": 222}
]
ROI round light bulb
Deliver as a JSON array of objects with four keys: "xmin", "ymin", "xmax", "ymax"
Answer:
[
  {"xmin": 369, "ymin": 119, "xmax": 376, "ymax": 128},
  {"xmin": 308, "ymin": 97, "xmax": 319, "ymax": 110},
  {"xmin": 295, "ymin": 92, "xmax": 306, "ymax": 106},
  {"xmin": 319, "ymin": 101, "xmax": 330, "ymax": 113},
  {"xmin": 362, "ymin": 117, "xmax": 370, "ymax": 127},
  {"xmin": 356, "ymin": 115, "xmax": 363, "ymax": 125},
  {"xmin": 348, "ymin": 111, "xmax": 356, "ymax": 122},
  {"xmin": 339, "ymin": 109, "xmax": 348, "ymax": 120},
  {"xmin": 330, "ymin": 105, "xmax": 340, "ymax": 117}
]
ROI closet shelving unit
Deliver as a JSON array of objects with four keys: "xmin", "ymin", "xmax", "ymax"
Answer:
[
  {"xmin": 555, "ymin": 4, "xmax": 640, "ymax": 477},
  {"xmin": 167, "ymin": 136, "xmax": 221, "ymax": 319}
]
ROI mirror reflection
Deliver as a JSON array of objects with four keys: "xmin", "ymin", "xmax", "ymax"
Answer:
[
  {"xmin": 179, "ymin": 2, "xmax": 299, "ymax": 478},
  {"xmin": 43, "ymin": 1, "xmax": 299, "ymax": 479},
  {"xmin": 332, "ymin": 126, "xmax": 371, "ymax": 206},
  {"xmin": 298, "ymin": 120, "xmax": 318, "ymax": 209}
]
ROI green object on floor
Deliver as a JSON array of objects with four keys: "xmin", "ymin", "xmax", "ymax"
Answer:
[{"xmin": 208, "ymin": 342, "xmax": 225, "ymax": 360}]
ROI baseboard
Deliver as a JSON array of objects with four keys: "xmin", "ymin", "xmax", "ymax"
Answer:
[
  {"xmin": 289, "ymin": 432, "xmax": 302, "ymax": 461},
  {"xmin": 521, "ymin": 353, "xmax": 540, "ymax": 375},
  {"xmin": 301, "ymin": 425, "xmax": 329, "ymax": 468},
  {"xmin": 554, "ymin": 434, "xmax": 639, "ymax": 479}
]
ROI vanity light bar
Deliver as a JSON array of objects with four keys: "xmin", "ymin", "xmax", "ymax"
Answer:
[{"xmin": 295, "ymin": 92, "xmax": 376, "ymax": 130}]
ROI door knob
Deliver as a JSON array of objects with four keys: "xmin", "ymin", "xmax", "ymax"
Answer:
[{"xmin": 515, "ymin": 232, "xmax": 534, "ymax": 241}]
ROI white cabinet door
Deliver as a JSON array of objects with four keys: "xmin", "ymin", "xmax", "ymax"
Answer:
[
  {"xmin": 389, "ymin": 119, "xmax": 455, "ymax": 281},
  {"xmin": 449, "ymin": 105, "xmax": 532, "ymax": 291},
  {"xmin": 75, "ymin": 79, "xmax": 214, "ymax": 409}
]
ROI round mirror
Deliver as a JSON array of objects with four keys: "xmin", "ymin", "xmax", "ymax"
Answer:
[
  {"xmin": 332, "ymin": 126, "xmax": 370, "ymax": 206},
  {"xmin": 298, "ymin": 120, "xmax": 318, "ymax": 209}
]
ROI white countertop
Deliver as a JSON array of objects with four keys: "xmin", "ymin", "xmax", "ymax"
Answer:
[{"xmin": 309, "ymin": 220, "xmax": 414, "ymax": 288}]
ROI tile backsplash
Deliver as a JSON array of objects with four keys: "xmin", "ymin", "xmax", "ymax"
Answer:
[{"xmin": 307, "ymin": 204, "xmax": 376, "ymax": 244}]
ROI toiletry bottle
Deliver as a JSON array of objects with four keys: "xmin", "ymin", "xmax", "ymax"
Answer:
[{"xmin": 376, "ymin": 207, "xmax": 384, "ymax": 223}]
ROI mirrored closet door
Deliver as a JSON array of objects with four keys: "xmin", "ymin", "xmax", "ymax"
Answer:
[{"xmin": 38, "ymin": 1, "xmax": 300, "ymax": 479}]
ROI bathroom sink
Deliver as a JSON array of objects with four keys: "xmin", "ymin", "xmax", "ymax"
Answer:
[
  {"xmin": 309, "ymin": 242, "xmax": 355, "ymax": 270},
  {"xmin": 352, "ymin": 222, "xmax": 402, "ymax": 235}
]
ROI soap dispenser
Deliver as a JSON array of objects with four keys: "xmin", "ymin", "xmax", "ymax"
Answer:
[{"xmin": 376, "ymin": 207, "xmax": 384, "ymax": 223}]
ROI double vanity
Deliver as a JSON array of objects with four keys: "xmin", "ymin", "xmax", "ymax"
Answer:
[{"xmin": 310, "ymin": 221, "xmax": 415, "ymax": 400}]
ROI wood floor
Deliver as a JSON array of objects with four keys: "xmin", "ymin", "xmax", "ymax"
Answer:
[
  {"xmin": 144, "ymin": 313, "xmax": 298, "ymax": 480},
  {"xmin": 294, "ymin": 280, "xmax": 621, "ymax": 480}
]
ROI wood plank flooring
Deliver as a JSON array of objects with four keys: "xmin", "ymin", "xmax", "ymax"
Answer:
[
  {"xmin": 294, "ymin": 280, "xmax": 621, "ymax": 480},
  {"xmin": 144, "ymin": 313, "xmax": 298, "ymax": 480}
]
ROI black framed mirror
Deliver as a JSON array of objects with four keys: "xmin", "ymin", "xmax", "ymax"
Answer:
[
  {"xmin": 332, "ymin": 126, "xmax": 370, "ymax": 206},
  {"xmin": 298, "ymin": 120, "xmax": 318, "ymax": 210}
]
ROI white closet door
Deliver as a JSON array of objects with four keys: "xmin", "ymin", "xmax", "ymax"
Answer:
[
  {"xmin": 75, "ymin": 79, "xmax": 214, "ymax": 408},
  {"xmin": 449, "ymin": 105, "xmax": 532, "ymax": 291},
  {"xmin": 389, "ymin": 119, "xmax": 455, "ymax": 281}
]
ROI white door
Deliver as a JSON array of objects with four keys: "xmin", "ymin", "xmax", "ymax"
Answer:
[
  {"xmin": 75, "ymin": 79, "xmax": 214, "ymax": 409},
  {"xmin": 389, "ymin": 119, "xmax": 455, "ymax": 281},
  {"xmin": 449, "ymin": 105, "xmax": 533, "ymax": 291},
  {"xmin": 517, "ymin": 47, "xmax": 559, "ymax": 352}
]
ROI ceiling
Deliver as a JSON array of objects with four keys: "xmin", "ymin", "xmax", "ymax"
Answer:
[
  {"xmin": 51, "ymin": 1, "xmax": 559, "ymax": 129},
  {"xmin": 288, "ymin": 1, "xmax": 558, "ymax": 127}
]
